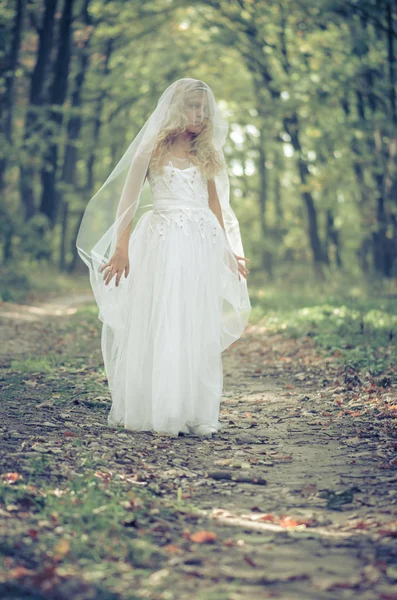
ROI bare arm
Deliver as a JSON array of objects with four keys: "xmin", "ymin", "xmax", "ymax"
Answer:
[
  {"xmin": 116, "ymin": 171, "xmax": 149, "ymax": 251},
  {"xmin": 100, "ymin": 172, "xmax": 148, "ymax": 286},
  {"xmin": 207, "ymin": 179, "xmax": 249, "ymax": 279},
  {"xmin": 208, "ymin": 178, "xmax": 226, "ymax": 231}
]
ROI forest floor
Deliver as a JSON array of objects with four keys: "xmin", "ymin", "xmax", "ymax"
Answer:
[{"xmin": 0, "ymin": 284, "xmax": 397, "ymax": 600}]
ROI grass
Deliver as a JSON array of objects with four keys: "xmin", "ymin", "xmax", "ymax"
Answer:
[
  {"xmin": 1, "ymin": 264, "xmax": 396, "ymax": 598},
  {"xmin": 10, "ymin": 355, "xmax": 61, "ymax": 373},
  {"xmin": 0, "ymin": 469, "xmax": 174, "ymax": 595},
  {"xmin": 3, "ymin": 263, "xmax": 396, "ymax": 377},
  {"xmin": 1, "ymin": 260, "xmax": 89, "ymax": 303},
  {"xmin": 248, "ymin": 268, "xmax": 397, "ymax": 375},
  {"xmin": 0, "ymin": 446, "xmax": 208, "ymax": 599}
]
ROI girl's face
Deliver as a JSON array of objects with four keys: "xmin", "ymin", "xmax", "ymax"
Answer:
[{"xmin": 184, "ymin": 93, "xmax": 208, "ymax": 134}]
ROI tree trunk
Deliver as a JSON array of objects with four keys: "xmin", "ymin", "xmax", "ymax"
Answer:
[
  {"xmin": 66, "ymin": 39, "xmax": 112, "ymax": 272},
  {"xmin": 40, "ymin": 0, "xmax": 75, "ymax": 226},
  {"xmin": 273, "ymin": 149, "xmax": 284, "ymax": 252},
  {"xmin": 59, "ymin": 200, "xmax": 68, "ymax": 271},
  {"xmin": 69, "ymin": 38, "xmax": 114, "ymax": 272},
  {"xmin": 253, "ymin": 73, "xmax": 273, "ymax": 276},
  {"xmin": 386, "ymin": 0, "xmax": 396, "ymax": 125},
  {"xmin": 59, "ymin": 0, "xmax": 92, "ymax": 271},
  {"xmin": 350, "ymin": 17, "xmax": 397, "ymax": 278},
  {"xmin": 61, "ymin": 0, "xmax": 92, "ymax": 187},
  {"xmin": 0, "ymin": 0, "xmax": 25, "ymax": 191},
  {"xmin": 285, "ymin": 113, "xmax": 325, "ymax": 275},
  {"xmin": 68, "ymin": 209, "xmax": 85, "ymax": 272},
  {"xmin": 257, "ymin": 128, "xmax": 273, "ymax": 277},
  {"xmin": 372, "ymin": 173, "xmax": 394, "ymax": 277},
  {"xmin": 326, "ymin": 209, "xmax": 343, "ymax": 269},
  {"xmin": 86, "ymin": 39, "xmax": 113, "ymax": 191},
  {"xmin": 19, "ymin": 0, "xmax": 58, "ymax": 220}
]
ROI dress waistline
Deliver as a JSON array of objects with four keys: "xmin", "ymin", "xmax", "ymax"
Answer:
[
  {"xmin": 139, "ymin": 200, "xmax": 210, "ymax": 212},
  {"xmin": 152, "ymin": 201, "xmax": 209, "ymax": 211}
]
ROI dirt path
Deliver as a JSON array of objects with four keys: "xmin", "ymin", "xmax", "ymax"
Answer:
[{"xmin": 1, "ymin": 292, "xmax": 397, "ymax": 600}]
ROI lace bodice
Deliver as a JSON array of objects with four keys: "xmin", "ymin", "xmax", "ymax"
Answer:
[
  {"xmin": 145, "ymin": 154, "xmax": 224, "ymax": 244},
  {"xmin": 147, "ymin": 155, "xmax": 209, "ymax": 211}
]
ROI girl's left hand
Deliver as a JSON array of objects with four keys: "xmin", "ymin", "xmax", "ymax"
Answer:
[{"xmin": 234, "ymin": 254, "xmax": 250, "ymax": 279}]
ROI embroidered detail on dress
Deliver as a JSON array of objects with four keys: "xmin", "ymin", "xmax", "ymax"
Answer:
[
  {"xmin": 146, "ymin": 161, "xmax": 216, "ymax": 243},
  {"xmin": 147, "ymin": 208, "xmax": 222, "ymax": 243}
]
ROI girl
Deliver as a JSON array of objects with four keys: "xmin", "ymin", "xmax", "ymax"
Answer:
[{"xmin": 76, "ymin": 78, "xmax": 251, "ymax": 438}]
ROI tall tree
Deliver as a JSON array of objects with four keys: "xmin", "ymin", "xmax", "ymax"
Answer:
[
  {"xmin": 200, "ymin": 0, "xmax": 327, "ymax": 275},
  {"xmin": 19, "ymin": 0, "xmax": 59, "ymax": 220},
  {"xmin": 0, "ymin": 0, "xmax": 25, "ymax": 191},
  {"xmin": 59, "ymin": 0, "xmax": 93, "ymax": 270},
  {"xmin": 40, "ymin": 0, "xmax": 76, "ymax": 226}
]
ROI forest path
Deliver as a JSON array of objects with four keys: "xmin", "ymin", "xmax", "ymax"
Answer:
[{"xmin": 0, "ymin": 291, "xmax": 396, "ymax": 600}]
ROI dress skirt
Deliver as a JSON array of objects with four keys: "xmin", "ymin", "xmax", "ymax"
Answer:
[{"xmin": 96, "ymin": 205, "xmax": 250, "ymax": 436}]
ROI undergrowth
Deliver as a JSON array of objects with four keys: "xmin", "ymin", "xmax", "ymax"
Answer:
[{"xmin": 249, "ymin": 270, "xmax": 397, "ymax": 374}]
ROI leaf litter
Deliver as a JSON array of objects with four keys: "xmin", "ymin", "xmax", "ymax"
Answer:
[{"xmin": 0, "ymin": 292, "xmax": 396, "ymax": 599}]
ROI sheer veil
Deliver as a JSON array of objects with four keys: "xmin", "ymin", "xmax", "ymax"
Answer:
[{"xmin": 76, "ymin": 78, "xmax": 250, "ymax": 336}]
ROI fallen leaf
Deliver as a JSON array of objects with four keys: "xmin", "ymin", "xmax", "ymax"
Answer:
[
  {"xmin": 8, "ymin": 566, "xmax": 35, "ymax": 578},
  {"xmin": 164, "ymin": 544, "xmax": 181, "ymax": 553},
  {"xmin": 28, "ymin": 529, "xmax": 39, "ymax": 540},
  {"xmin": 189, "ymin": 530, "xmax": 217, "ymax": 543},
  {"xmin": 256, "ymin": 514, "xmax": 277, "ymax": 523},
  {"xmin": 2, "ymin": 472, "xmax": 20, "ymax": 484},
  {"xmin": 53, "ymin": 539, "xmax": 70, "ymax": 560},
  {"xmin": 279, "ymin": 516, "xmax": 304, "ymax": 528}
]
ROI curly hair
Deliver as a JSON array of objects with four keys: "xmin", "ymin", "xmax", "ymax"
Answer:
[{"xmin": 148, "ymin": 80, "xmax": 224, "ymax": 181}]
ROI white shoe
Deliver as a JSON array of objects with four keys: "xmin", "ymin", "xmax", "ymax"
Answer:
[{"xmin": 188, "ymin": 424, "xmax": 215, "ymax": 437}]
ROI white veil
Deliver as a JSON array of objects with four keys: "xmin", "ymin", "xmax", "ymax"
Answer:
[{"xmin": 76, "ymin": 78, "xmax": 250, "ymax": 341}]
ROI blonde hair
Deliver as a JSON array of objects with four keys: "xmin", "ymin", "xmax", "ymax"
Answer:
[{"xmin": 149, "ymin": 80, "xmax": 224, "ymax": 181}]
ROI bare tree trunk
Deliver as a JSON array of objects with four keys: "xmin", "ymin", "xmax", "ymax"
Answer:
[
  {"xmin": 257, "ymin": 128, "xmax": 273, "ymax": 277},
  {"xmin": 68, "ymin": 38, "xmax": 114, "ymax": 272},
  {"xmin": 68, "ymin": 209, "xmax": 84, "ymax": 272},
  {"xmin": 19, "ymin": 0, "xmax": 58, "ymax": 220},
  {"xmin": 0, "ymin": 0, "xmax": 25, "ymax": 192},
  {"xmin": 59, "ymin": 201, "xmax": 68, "ymax": 271},
  {"xmin": 273, "ymin": 149, "xmax": 284, "ymax": 255},
  {"xmin": 61, "ymin": 0, "xmax": 92, "ymax": 187},
  {"xmin": 86, "ymin": 39, "xmax": 113, "ymax": 191},
  {"xmin": 59, "ymin": 0, "xmax": 92, "ymax": 271},
  {"xmin": 252, "ymin": 73, "xmax": 273, "ymax": 277},
  {"xmin": 284, "ymin": 113, "xmax": 325, "ymax": 275},
  {"xmin": 39, "ymin": 0, "xmax": 75, "ymax": 226},
  {"xmin": 386, "ymin": 0, "xmax": 396, "ymax": 125},
  {"xmin": 326, "ymin": 209, "xmax": 343, "ymax": 268},
  {"xmin": 352, "ymin": 16, "xmax": 396, "ymax": 278}
]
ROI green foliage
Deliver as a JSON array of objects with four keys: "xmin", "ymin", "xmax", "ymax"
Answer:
[
  {"xmin": 18, "ymin": 214, "xmax": 53, "ymax": 260},
  {"xmin": 10, "ymin": 354, "xmax": 60, "ymax": 373},
  {"xmin": 250, "ymin": 270, "xmax": 397, "ymax": 374},
  {"xmin": 1, "ymin": 0, "xmax": 396, "ymax": 279},
  {"xmin": 0, "ymin": 474, "xmax": 168, "ymax": 574},
  {"xmin": 0, "ymin": 261, "xmax": 89, "ymax": 302}
]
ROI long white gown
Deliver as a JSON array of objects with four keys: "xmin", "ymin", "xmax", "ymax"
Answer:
[{"xmin": 101, "ymin": 153, "xmax": 251, "ymax": 436}]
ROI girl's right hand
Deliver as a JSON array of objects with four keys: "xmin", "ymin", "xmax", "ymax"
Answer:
[{"xmin": 99, "ymin": 248, "xmax": 130, "ymax": 287}]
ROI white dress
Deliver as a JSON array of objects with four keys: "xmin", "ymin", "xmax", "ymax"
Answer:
[{"xmin": 102, "ymin": 154, "xmax": 251, "ymax": 436}]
